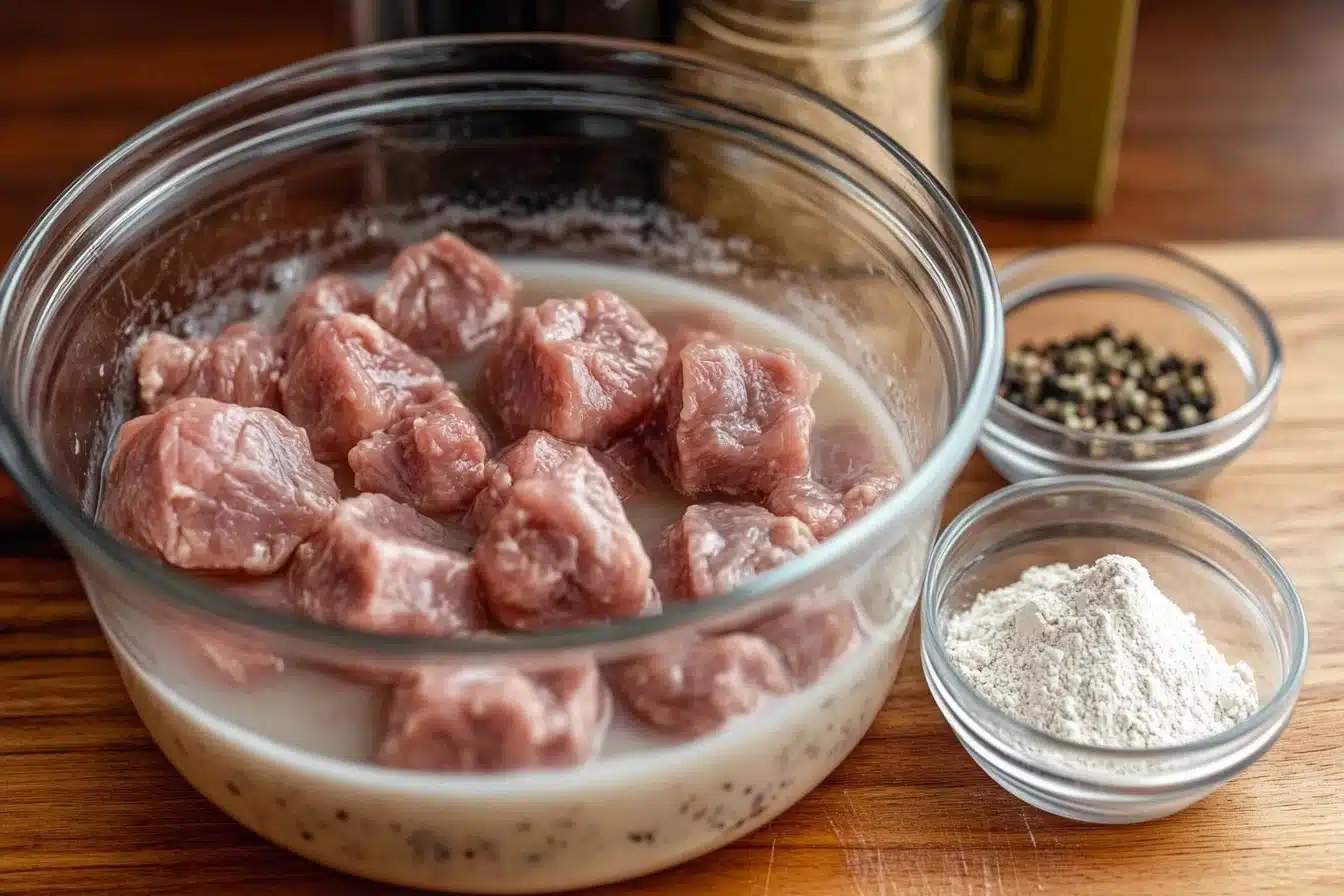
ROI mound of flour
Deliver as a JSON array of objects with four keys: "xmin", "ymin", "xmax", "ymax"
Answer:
[{"xmin": 945, "ymin": 555, "xmax": 1259, "ymax": 749}]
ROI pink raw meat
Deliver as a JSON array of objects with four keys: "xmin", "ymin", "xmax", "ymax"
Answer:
[
  {"xmin": 102, "ymin": 398, "xmax": 339, "ymax": 573},
  {"xmin": 487, "ymin": 291, "xmax": 668, "ymax": 445},
  {"xmin": 349, "ymin": 390, "xmax": 492, "ymax": 515},
  {"xmin": 646, "ymin": 340, "xmax": 819, "ymax": 498},
  {"xmin": 374, "ymin": 232, "xmax": 518, "ymax": 357},
  {"xmin": 611, "ymin": 634, "xmax": 793, "ymax": 737},
  {"xmin": 469, "ymin": 431, "xmax": 636, "ymax": 532},
  {"xmin": 601, "ymin": 434, "xmax": 662, "ymax": 494},
  {"xmin": 750, "ymin": 602, "xmax": 858, "ymax": 686},
  {"xmin": 377, "ymin": 660, "xmax": 608, "ymax": 771},
  {"xmin": 475, "ymin": 451, "xmax": 652, "ymax": 630},
  {"xmin": 289, "ymin": 493, "xmax": 485, "ymax": 637},
  {"xmin": 809, "ymin": 422, "xmax": 899, "ymax": 490},
  {"xmin": 179, "ymin": 576, "xmax": 293, "ymax": 687},
  {"xmin": 653, "ymin": 503, "xmax": 817, "ymax": 602},
  {"xmin": 279, "ymin": 274, "xmax": 375, "ymax": 358},
  {"xmin": 766, "ymin": 472, "xmax": 900, "ymax": 540},
  {"xmin": 136, "ymin": 322, "xmax": 284, "ymax": 412},
  {"xmin": 279, "ymin": 313, "xmax": 445, "ymax": 460}
]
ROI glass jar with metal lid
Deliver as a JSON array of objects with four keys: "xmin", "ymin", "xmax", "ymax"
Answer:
[{"xmin": 672, "ymin": 0, "xmax": 952, "ymax": 267}]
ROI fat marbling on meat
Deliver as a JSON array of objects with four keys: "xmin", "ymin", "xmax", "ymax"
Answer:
[
  {"xmin": 652, "ymin": 503, "xmax": 817, "ymax": 601},
  {"xmin": 279, "ymin": 312, "xmax": 445, "ymax": 460},
  {"xmin": 373, "ymin": 232, "xmax": 518, "ymax": 357},
  {"xmin": 102, "ymin": 397, "xmax": 339, "ymax": 574},
  {"xmin": 288, "ymin": 493, "xmax": 485, "ymax": 638},
  {"xmin": 486, "ymin": 290, "xmax": 668, "ymax": 445},
  {"xmin": 468, "ymin": 431, "xmax": 636, "ymax": 533},
  {"xmin": 278, "ymin": 274, "xmax": 375, "ymax": 359},
  {"xmin": 646, "ymin": 339, "xmax": 818, "ymax": 498},
  {"xmin": 611, "ymin": 634, "xmax": 793, "ymax": 737},
  {"xmin": 474, "ymin": 450, "xmax": 651, "ymax": 630},
  {"xmin": 377, "ymin": 659, "xmax": 608, "ymax": 772},
  {"xmin": 348, "ymin": 389, "xmax": 493, "ymax": 515},
  {"xmin": 136, "ymin": 322, "xmax": 284, "ymax": 413}
]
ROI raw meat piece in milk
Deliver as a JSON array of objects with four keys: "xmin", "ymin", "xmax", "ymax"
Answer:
[
  {"xmin": 469, "ymin": 431, "xmax": 636, "ymax": 532},
  {"xmin": 643, "ymin": 502, "xmax": 858, "ymax": 697},
  {"xmin": 279, "ymin": 313, "xmax": 445, "ymax": 460},
  {"xmin": 278, "ymin": 274, "xmax": 374, "ymax": 359},
  {"xmin": 767, "ymin": 422, "xmax": 903, "ymax": 539},
  {"xmin": 810, "ymin": 421, "xmax": 896, "ymax": 488},
  {"xmin": 767, "ymin": 473, "xmax": 900, "ymax": 541},
  {"xmin": 288, "ymin": 493, "xmax": 485, "ymax": 638},
  {"xmin": 349, "ymin": 389, "xmax": 493, "ymax": 515},
  {"xmin": 475, "ymin": 450, "xmax": 652, "ymax": 630},
  {"xmin": 374, "ymin": 232, "xmax": 518, "ymax": 357},
  {"xmin": 751, "ymin": 602, "xmax": 858, "ymax": 686},
  {"xmin": 647, "ymin": 340, "xmax": 819, "ymax": 498},
  {"xmin": 378, "ymin": 660, "xmax": 608, "ymax": 772},
  {"xmin": 487, "ymin": 290, "xmax": 668, "ymax": 444},
  {"xmin": 178, "ymin": 576, "xmax": 293, "ymax": 687},
  {"xmin": 102, "ymin": 398, "xmax": 339, "ymax": 573},
  {"xmin": 612, "ymin": 634, "xmax": 793, "ymax": 737},
  {"xmin": 136, "ymin": 322, "xmax": 284, "ymax": 412},
  {"xmin": 653, "ymin": 503, "xmax": 817, "ymax": 601}
]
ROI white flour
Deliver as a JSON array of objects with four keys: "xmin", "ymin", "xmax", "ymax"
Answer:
[{"xmin": 945, "ymin": 555, "xmax": 1259, "ymax": 749}]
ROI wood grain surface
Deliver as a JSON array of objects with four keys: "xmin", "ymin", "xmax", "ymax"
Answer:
[{"xmin": 2, "ymin": 2, "xmax": 1343, "ymax": 894}]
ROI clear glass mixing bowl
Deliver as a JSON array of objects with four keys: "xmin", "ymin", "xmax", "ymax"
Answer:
[{"xmin": 0, "ymin": 36, "xmax": 1000, "ymax": 893}]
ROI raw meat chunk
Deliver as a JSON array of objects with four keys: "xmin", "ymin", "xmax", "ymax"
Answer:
[
  {"xmin": 751, "ymin": 602, "xmax": 858, "ymax": 686},
  {"xmin": 136, "ymin": 322, "xmax": 283, "ymax": 412},
  {"xmin": 349, "ymin": 390, "xmax": 492, "ymax": 514},
  {"xmin": 763, "ymin": 478, "xmax": 846, "ymax": 540},
  {"xmin": 289, "ymin": 493, "xmax": 485, "ymax": 637},
  {"xmin": 768, "ymin": 422, "xmax": 902, "ymax": 539},
  {"xmin": 469, "ymin": 431, "xmax": 636, "ymax": 532},
  {"xmin": 179, "ymin": 576, "xmax": 292, "ymax": 687},
  {"xmin": 810, "ymin": 422, "xmax": 899, "ymax": 490},
  {"xmin": 766, "ymin": 472, "xmax": 900, "ymax": 540},
  {"xmin": 279, "ymin": 274, "xmax": 374, "ymax": 358},
  {"xmin": 486, "ymin": 291, "xmax": 668, "ymax": 444},
  {"xmin": 475, "ymin": 451, "xmax": 652, "ymax": 630},
  {"xmin": 602, "ymin": 434, "xmax": 661, "ymax": 494},
  {"xmin": 653, "ymin": 503, "xmax": 817, "ymax": 602},
  {"xmin": 279, "ymin": 313, "xmax": 445, "ymax": 460},
  {"xmin": 838, "ymin": 472, "xmax": 900, "ymax": 521},
  {"xmin": 647, "ymin": 340, "xmax": 819, "ymax": 498},
  {"xmin": 102, "ymin": 398, "xmax": 339, "ymax": 573},
  {"xmin": 374, "ymin": 232, "xmax": 518, "ymax": 357},
  {"xmin": 611, "ymin": 634, "xmax": 792, "ymax": 737},
  {"xmin": 378, "ymin": 660, "xmax": 608, "ymax": 771}
]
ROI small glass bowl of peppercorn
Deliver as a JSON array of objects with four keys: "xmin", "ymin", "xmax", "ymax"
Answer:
[{"xmin": 979, "ymin": 243, "xmax": 1284, "ymax": 493}]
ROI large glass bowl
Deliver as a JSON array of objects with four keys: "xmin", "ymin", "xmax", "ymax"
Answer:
[{"xmin": 0, "ymin": 36, "xmax": 1000, "ymax": 893}]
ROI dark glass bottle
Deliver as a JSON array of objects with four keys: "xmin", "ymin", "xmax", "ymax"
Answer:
[{"xmin": 345, "ymin": 1, "xmax": 684, "ymax": 206}]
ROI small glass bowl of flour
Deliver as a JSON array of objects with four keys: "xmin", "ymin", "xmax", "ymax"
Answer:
[{"xmin": 921, "ymin": 474, "xmax": 1307, "ymax": 824}]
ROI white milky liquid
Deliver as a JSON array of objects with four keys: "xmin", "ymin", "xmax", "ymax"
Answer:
[{"xmin": 102, "ymin": 260, "xmax": 924, "ymax": 892}]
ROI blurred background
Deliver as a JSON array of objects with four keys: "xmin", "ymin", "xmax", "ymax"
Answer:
[{"xmin": 2, "ymin": 0, "xmax": 1340, "ymax": 263}]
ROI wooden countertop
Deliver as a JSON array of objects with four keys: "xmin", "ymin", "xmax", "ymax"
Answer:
[{"xmin": 2, "ymin": 2, "xmax": 1343, "ymax": 894}]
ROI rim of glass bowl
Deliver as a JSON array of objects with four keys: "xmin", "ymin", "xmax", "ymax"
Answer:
[
  {"xmin": 921, "ymin": 475, "xmax": 1308, "ymax": 785},
  {"xmin": 982, "ymin": 243, "xmax": 1284, "ymax": 465},
  {"xmin": 0, "ymin": 35, "xmax": 1002, "ymax": 662}
]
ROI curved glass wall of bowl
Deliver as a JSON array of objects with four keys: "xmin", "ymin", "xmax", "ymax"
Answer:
[
  {"xmin": 0, "ymin": 36, "xmax": 1001, "ymax": 892},
  {"xmin": 0, "ymin": 36, "xmax": 998, "ymax": 670},
  {"xmin": 978, "ymin": 243, "xmax": 1283, "ymax": 493}
]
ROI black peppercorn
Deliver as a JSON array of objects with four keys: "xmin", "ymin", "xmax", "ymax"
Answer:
[{"xmin": 1000, "ymin": 325, "xmax": 1218, "ymax": 446}]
